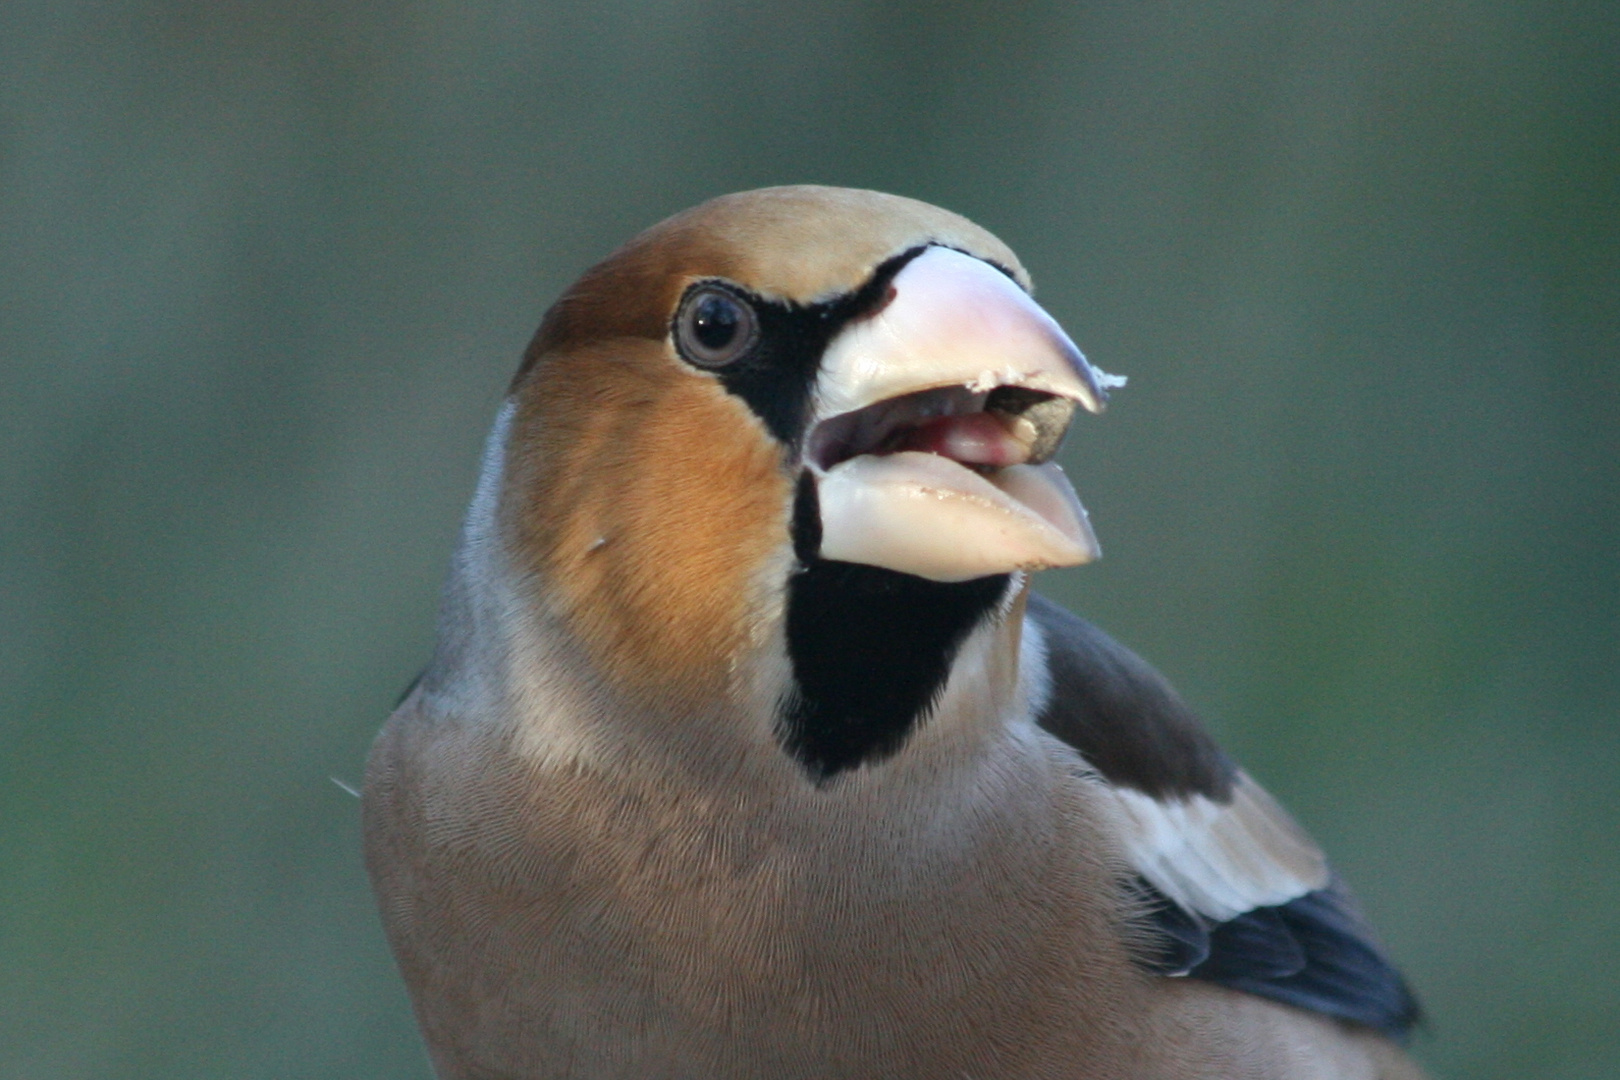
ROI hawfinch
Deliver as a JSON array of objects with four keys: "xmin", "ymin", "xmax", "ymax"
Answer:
[{"xmin": 363, "ymin": 186, "xmax": 1424, "ymax": 1079}]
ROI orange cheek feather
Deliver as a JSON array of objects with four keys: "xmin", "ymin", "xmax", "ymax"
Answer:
[{"xmin": 504, "ymin": 339, "xmax": 791, "ymax": 702}]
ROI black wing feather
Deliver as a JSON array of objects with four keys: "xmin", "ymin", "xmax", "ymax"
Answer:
[
  {"xmin": 1234, "ymin": 885, "xmax": 1422, "ymax": 1037},
  {"xmin": 1139, "ymin": 876, "xmax": 1421, "ymax": 1039},
  {"xmin": 1196, "ymin": 903, "xmax": 1307, "ymax": 981}
]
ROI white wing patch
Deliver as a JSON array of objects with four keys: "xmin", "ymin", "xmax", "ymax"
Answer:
[
  {"xmin": 1107, "ymin": 775, "xmax": 1328, "ymax": 922},
  {"xmin": 1020, "ymin": 596, "xmax": 1329, "ymax": 924}
]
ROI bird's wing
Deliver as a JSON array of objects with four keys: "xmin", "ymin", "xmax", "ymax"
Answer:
[{"xmin": 1023, "ymin": 592, "xmax": 1421, "ymax": 1040}]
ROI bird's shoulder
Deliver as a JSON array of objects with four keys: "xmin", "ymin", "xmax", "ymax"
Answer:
[{"xmin": 1022, "ymin": 592, "xmax": 1421, "ymax": 1041}]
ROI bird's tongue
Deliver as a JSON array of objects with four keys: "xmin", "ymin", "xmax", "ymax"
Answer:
[{"xmin": 888, "ymin": 412, "xmax": 1032, "ymax": 468}]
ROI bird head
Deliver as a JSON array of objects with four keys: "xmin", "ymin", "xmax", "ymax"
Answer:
[{"xmin": 482, "ymin": 186, "xmax": 1115, "ymax": 773}]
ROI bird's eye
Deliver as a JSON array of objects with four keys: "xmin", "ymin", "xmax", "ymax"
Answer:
[{"xmin": 676, "ymin": 286, "xmax": 757, "ymax": 368}]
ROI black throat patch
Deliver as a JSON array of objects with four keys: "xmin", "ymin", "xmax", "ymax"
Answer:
[{"xmin": 779, "ymin": 556, "xmax": 1010, "ymax": 781}]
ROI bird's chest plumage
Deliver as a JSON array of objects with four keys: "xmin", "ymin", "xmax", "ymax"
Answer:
[{"xmin": 364, "ymin": 683, "xmax": 1178, "ymax": 1080}]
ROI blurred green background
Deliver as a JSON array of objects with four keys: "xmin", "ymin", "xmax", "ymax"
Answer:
[{"xmin": 3, "ymin": 1, "xmax": 1615, "ymax": 1077}]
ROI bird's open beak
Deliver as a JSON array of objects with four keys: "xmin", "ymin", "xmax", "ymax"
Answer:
[{"xmin": 806, "ymin": 246, "xmax": 1122, "ymax": 582}]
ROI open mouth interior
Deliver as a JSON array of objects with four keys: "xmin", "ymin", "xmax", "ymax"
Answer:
[{"xmin": 807, "ymin": 385, "xmax": 1078, "ymax": 474}]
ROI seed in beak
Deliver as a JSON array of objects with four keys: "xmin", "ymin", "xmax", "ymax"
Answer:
[{"xmin": 984, "ymin": 386, "xmax": 1077, "ymax": 466}]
